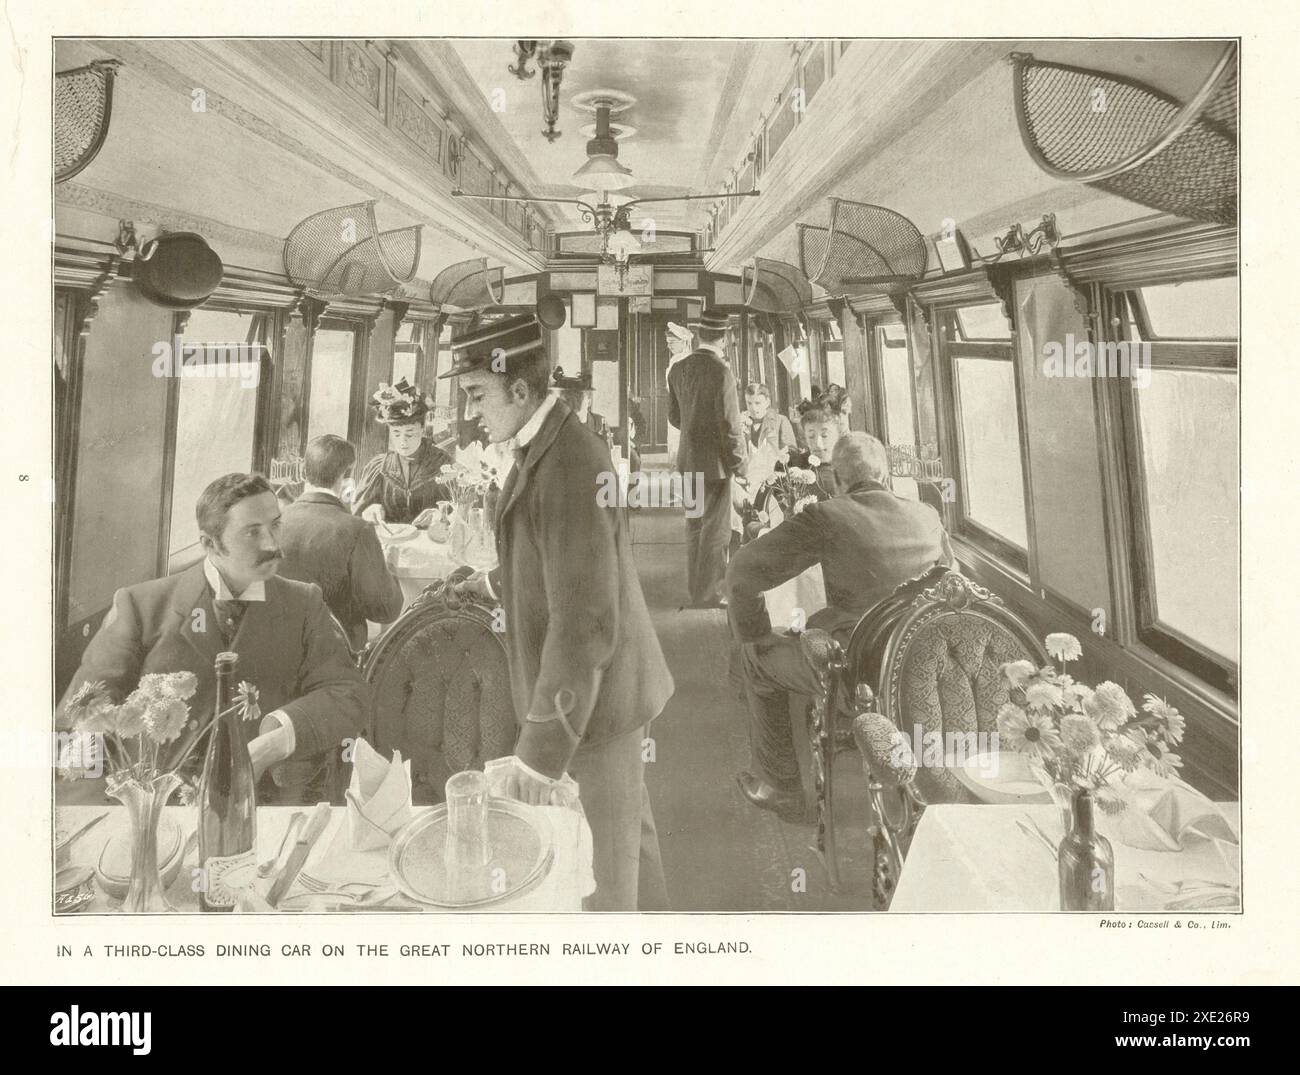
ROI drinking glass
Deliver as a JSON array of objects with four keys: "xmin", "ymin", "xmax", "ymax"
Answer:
[{"xmin": 444, "ymin": 770, "xmax": 491, "ymax": 874}]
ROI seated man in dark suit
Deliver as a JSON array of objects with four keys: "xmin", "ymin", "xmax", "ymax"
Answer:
[
  {"xmin": 58, "ymin": 473, "xmax": 369, "ymax": 804},
  {"xmin": 727, "ymin": 433, "xmax": 954, "ymax": 821},
  {"xmin": 278, "ymin": 434, "xmax": 404, "ymax": 652}
]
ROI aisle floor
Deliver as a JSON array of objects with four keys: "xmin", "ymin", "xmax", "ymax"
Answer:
[{"xmin": 628, "ymin": 505, "xmax": 875, "ymax": 912}]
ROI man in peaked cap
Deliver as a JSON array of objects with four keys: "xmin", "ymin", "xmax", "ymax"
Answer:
[
  {"xmin": 667, "ymin": 308, "xmax": 748, "ymax": 607},
  {"xmin": 446, "ymin": 309, "xmax": 674, "ymax": 911}
]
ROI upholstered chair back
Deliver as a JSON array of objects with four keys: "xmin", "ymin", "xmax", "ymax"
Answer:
[
  {"xmin": 363, "ymin": 583, "xmax": 517, "ymax": 804},
  {"xmin": 851, "ymin": 569, "xmax": 1046, "ymax": 803}
]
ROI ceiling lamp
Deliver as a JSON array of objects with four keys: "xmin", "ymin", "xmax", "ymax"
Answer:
[
  {"xmin": 507, "ymin": 40, "xmax": 574, "ymax": 143},
  {"xmin": 571, "ymin": 90, "xmax": 638, "ymax": 192},
  {"xmin": 573, "ymin": 154, "xmax": 634, "ymax": 192}
]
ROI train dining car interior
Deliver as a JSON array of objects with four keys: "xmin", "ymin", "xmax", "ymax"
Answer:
[{"xmin": 51, "ymin": 37, "xmax": 1239, "ymax": 913}]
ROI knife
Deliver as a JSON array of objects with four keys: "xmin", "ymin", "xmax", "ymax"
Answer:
[{"xmin": 266, "ymin": 802, "xmax": 332, "ymax": 909}]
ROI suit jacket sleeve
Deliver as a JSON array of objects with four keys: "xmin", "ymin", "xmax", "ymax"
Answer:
[
  {"xmin": 57, "ymin": 587, "xmax": 143, "ymax": 723},
  {"xmin": 667, "ymin": 367, "xmax": 681, "ymax": 430},
  {"xmin": 279, "ymin": 585, "xmax": 369, "ymax": 759},
  {"xmin": 348, "ymin": 524, "xmax": 404, "ymax": 625},
  {"xmin": 726, "ymin": 507, "xmax": 824, "ymax": 642},
  {"xmin": 717, "ymin": 368, "xmax": 748, "ymax": 477},
  {"xmin": 350, "ymin": 453, "xmax": 386, "ymax": 516},
  {"xmin": 513, "ymin": 456, "xmax": 620, "ymax": 779}
]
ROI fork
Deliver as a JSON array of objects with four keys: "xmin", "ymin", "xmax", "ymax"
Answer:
[{"xmin": 296, "ymin": 874, "xmax": 386, "ymax": 894}]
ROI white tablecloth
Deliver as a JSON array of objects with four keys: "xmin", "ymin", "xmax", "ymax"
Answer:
[
  {"xmin": 381, "ymin": 534, "xmax": 461, "ymax": 609},
  {"xmin": 889, "ymin": 802, "xmax": 1240, "ymax": 912},
  {"xmin": 58, "ymin": 804, "xmax": 594, "ymax": 913}
]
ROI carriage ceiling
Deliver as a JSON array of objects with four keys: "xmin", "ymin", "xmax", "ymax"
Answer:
[{"xmin": 55, "ymin": 38, "xmax": 1233, "ymax": 294}]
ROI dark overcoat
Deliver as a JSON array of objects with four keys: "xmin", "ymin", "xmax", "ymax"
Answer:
[
  {"xmin": 667, "ymin": 349, "xmax": 747, "ymax": 480},
  {"xmin": 487, "ymin": 401, "xmax": 674, "ymax": 777}
]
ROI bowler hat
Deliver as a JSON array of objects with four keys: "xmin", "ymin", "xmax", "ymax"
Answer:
[{"xmin": 133, "ymin": 232, "xmax": 224, "ymax": 309}]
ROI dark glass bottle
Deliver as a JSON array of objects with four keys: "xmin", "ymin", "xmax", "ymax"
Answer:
[
  {"xmin": 197, "ymin": 652, "xmax": 257, "ymax": 912},
  {"xmin": 1058, "ymin": 788, "xmax": 1115, "ymax": 912}
]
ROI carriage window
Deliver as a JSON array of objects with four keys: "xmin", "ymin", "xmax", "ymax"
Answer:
[
  {"xmin": 953, "ymin": 356, "xmax": 1028, "ymax": 550},
  {"xmin": 1120, "ymin": 276, "xmax": 1239, "ymax": 691},
  {"xmin": 1134, "ymin": 277, "xmax": 1239, "ymax": 340},
  {"xmin": 955, "ymin": 301, "xmax": 1012, "ymax": 341},
  {"xmin": 1134, "ymin": 369, "xmax": 1238, "ymax": 663},
  {"xmin": 944, "ymin": 304, "xmax": 1029, "ymax": 563},
  {"xmin": 166, "ymin": 309, "xmax": 262, "ymax": 568},
  {"xmin": 877, "ymin": 324, "xmax": 918, "ymax": 500},
  {"xmin": 306, "ymin": 325, "xmax": 357, "ymax": 443}
]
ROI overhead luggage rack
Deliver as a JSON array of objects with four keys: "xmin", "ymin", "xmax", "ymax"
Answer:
[
  {"xmin": 741, "ymin": 256, "xmax": 812, "ymax": 314},
  {"xmin": 55, "ymin": 60, "xmax": 122, "ymax": 182},
  {"xmin": 428, "ymin": 257, "xmax": 506, "ymax": 311},
  {"xmin": 1011, "ymin": 45, "xmax": 1237, "ymax": 225},
  {"xmin": 797, "ymin": 198, "xmax": 928, "ymax": 297},
  {"xmin": 283, "ymin": 200, "xmax": 422, "ymax": 298}
]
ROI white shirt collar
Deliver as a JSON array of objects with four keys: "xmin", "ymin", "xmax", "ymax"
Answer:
[
  {"xmin": 302, "ymin": 482, "xmax": 343, "ymax": 501},
  {"xmin": 203, "ymin": 557, "xmax": 266, "ymax": 602},
  {"xmin": 697, "ymin": 340, "xmax": 726, "ymax": 357},
  {"xmin": 511, "ymin": 393, "xmax": 559, "ymax": 451}
]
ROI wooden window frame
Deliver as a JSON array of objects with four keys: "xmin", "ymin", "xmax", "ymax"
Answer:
[
  {"xmin": 1109, "ymin": 288, "xmax": 1239, "ymax": 697},
  {"xmin": 935, "ymin": 306, "xmax": 1032, "ymax": 574}
]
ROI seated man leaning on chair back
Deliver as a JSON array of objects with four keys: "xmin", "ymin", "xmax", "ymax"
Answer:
[
  {"xmin": 58, "ymin": 472, "xmax": 369, "ymax": 804},
  {"xmin": 726, "ymin": 432, "xmax": 954, "ymax": 822},
  {"xmin": 278, "ymin": 434, "xmax": 404, "ymax": 653}
]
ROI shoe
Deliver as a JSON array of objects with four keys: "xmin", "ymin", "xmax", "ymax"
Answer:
[{"xmin": 736, "ymin": 770, "xmax": 810, "ymax": 824}]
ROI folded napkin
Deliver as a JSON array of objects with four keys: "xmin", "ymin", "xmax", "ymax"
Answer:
[
  {"xmin": 1110, "ymin": 769, "xmax": 1238, "ymax": 852},
  {"xmin": 345, "ymin": 739, "xmax": 413, "ymax": 851}
]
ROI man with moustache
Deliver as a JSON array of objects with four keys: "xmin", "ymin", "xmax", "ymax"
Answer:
[
  {"xmin": 58, "ymin": 473, "xmax": 368, "ymax": 803},
  {"xmin": 449, "ymin": 309, "xmax": 674, "ymax": 911}
]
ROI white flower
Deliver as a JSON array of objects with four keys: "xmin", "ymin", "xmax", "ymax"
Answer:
[
  {"xmin": 1045, "ymin": 632, "xmax": 1082, "ymax": 662},
  {"xmin": 1060, "ymin": 714, "xmax": 1100, "ymax": 752},
  {"xmin": 1084, "ymin": 681, "xmax": 1137, "ymax": 731},
  {"xmin": 1143, "ymin": 693, "xmax": 1186, "ymax": 745},
  {"xmin": 1024, "ymin": 678, "xmax": 1064, "ymax": 711},
  {"xmin": 997, "ymin": 703, "xmax": 1063, "ymax": 762},
  {"xmin": 807, "ymin": 454, "xmax": 821, "ymax": 468},
  {"xmin": 1000, "ymin": 660, "xmax": 1036, "ymax": 689},
  {"xmin": 792, "ymin": 495, "xmax": 818, "ymax": 515}
]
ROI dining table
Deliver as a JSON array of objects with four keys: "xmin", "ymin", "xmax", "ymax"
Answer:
[
  {"xmin": 57, "ymin": 803, "xmax": 595, "ymax": 914},
  {"xmin": 888, "ymin": 802, "xmax": 1240, "ymax": 913}
]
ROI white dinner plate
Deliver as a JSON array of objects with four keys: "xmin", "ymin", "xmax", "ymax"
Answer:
[{"xmin": 950, "ymin": 749, "xmax": 1053, "ymax": 804}]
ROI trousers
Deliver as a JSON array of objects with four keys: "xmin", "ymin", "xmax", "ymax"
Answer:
[
  {"xmin": 738, "ymin": 634, "xmax": 823, "ymax": 795},
  {"xmin": 684, "ymin": 476, "xmax": 732, "ymax": 604},
  {"xmin": 568, "ymin": 724, "xmax": 669, "ymax": 911}
]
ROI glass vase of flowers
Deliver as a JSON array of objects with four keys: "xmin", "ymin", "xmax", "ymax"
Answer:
[{"xmin": 58, "ymin": 672, "xmax": 261, "ymax": 912}]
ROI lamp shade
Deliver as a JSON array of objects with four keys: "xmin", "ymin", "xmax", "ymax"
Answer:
[{"xmin": 573, "ymin": 154, "xmax": 635, "ymax": 191}]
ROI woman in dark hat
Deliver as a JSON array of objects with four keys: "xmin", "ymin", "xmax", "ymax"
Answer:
[{"xmin": 352, "ymin": 378, "xmax": 453, "ymax": 525}]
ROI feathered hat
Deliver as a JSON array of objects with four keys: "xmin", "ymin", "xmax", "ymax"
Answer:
[{"xmin": 370, "ymin": 377, "xmax": 432, "ymax": 424}]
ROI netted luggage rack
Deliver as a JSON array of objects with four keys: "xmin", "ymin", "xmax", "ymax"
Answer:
[
  {"xmin": 56, "ymin": 59, "xmax": 122, "ymax": 182},
  {"xmin": 1011, "ymin": 45, "xmax": 1237, "ymax": 225},
  {"xmin": 428, "ymin": 257, "xmax": 506, "ymax": 311},
  {"xmin": 283, "ymin": 201, "xmax": 422, "ymax": 298},
  {"xmin": 740, "ymin": 256, "xmax": 813, "ymax": 315},
  {"xmin": 797, "ymin": 198, "xmax": 928, "ymax": 297}
]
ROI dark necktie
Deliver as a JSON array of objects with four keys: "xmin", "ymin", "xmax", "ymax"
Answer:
[{"xmin": 213, "ymin": 599, "xmax": 249, "ymax": 647}]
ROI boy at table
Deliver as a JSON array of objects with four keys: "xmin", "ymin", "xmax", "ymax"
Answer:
[
  {"xmin": 57, "ymin": 473, "xmax": 369, "ymax": 804},
  {"xmin": 727, "ymin": 433, "xmax": 954, "ymax": 823},
  {"xmin": 449, "ymin": 308, "xmax": 675, "ymax": 911}
]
